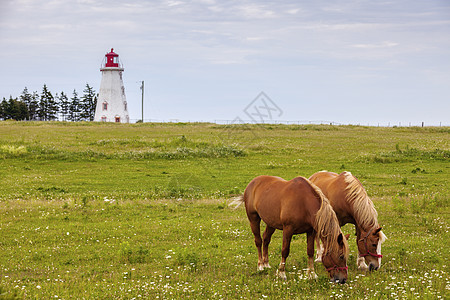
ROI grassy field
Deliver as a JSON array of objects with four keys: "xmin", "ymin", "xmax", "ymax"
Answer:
[{"xmin": 0, "ymin": 121, "xmax": 448, "ymax": 299}]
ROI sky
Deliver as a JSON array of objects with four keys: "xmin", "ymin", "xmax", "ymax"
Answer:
[{"xmin": 1, "ymin": 0, "xmax": 449, "ymax": 125}]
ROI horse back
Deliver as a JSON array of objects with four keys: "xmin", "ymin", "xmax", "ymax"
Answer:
[
  {"xmin": 309, "ymin": 171, "xmax": 353, "ymax": 224},
  {"xmin": 244, "ymin": 175, "xmax": 320, "ymax": 232}
]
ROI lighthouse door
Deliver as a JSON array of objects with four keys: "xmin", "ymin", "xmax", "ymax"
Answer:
[{"xmin": 115, "ymin": 116, "xmax": 121, "ymax": 123}]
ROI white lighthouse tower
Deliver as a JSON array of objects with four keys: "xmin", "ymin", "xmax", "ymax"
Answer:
[{"xmin": 94, "ymin": 48, "xmax": 129, "ymax": 123}]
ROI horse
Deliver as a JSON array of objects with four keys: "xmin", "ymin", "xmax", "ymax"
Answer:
[
  {"xmin": 309, "ymin": 171, "xmax": 387, "ymax": 271},
  {"xmin": 234, "ymin": 175, "xmax": 349, "ymax": 283}
]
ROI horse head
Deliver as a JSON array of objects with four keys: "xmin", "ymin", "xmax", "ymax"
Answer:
[
  {"xmin": 358, "ymin": 226, "xmax": 387, "ymax": 271},
  {"xmin": 321, "ymin": 233, "xmax": 350, "ymax": 284}
]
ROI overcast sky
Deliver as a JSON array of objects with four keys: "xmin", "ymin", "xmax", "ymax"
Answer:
[{"xmin": 1, "ymin": 0, "xmax": 449, "ymax": 125}]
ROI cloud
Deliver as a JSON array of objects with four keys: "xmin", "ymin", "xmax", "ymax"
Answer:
[
  {"xmin": 351, "ymin": 41, "xmax": 400, "ymax": 49},
  {"xmin": 0, "ymin": 0, "xmax": 449, "ymax": 124}
]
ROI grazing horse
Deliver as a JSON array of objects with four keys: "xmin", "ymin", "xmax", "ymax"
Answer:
[
  {"xmin": 235, "ymin": 175, "xmax": 349, "ymax": 283},
  {"xmin": 309, "ymin": 171, "xmax": 387, "ymax": 271}
]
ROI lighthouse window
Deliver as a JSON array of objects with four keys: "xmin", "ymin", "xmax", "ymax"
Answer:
[
  {"xmin": 102, "ymin": 102, "xmax": 108, "ymax": 111},
  {"xmin": 101, "ymin": 116, "xmax": 107, "ymax": 122},
  {"xmin": 124, "ymin": 102, "xmax": 128, "ymax": 111},
  {"xmin": 114, "ymin": 57, "xmax": 119, "ymax": 64}
]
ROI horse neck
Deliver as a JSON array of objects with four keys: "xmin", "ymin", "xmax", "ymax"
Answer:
[
  {"xmin": 314, "ymin": 197, "xmax": 341, "ymax": 254},
  {"xmin": 340, "ymin": 172, "xmax": 379, "ymax": 232},
  {"xmin": 346, "ymin": 187, "xmax": 379, "ymax": 232}
]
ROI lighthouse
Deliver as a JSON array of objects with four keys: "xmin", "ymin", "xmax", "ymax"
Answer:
[{"xmin": 94, "ymin": 48, "xmax": 129, "ymax": 123}]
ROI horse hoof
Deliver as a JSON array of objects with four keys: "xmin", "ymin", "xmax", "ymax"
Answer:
[
  {"xmin": 357, "ymin": 264, "xmax": 369, "ymax": 272},
  {"xmin": 257, "ymin": 265, "xmax": 265, "ymax": 271},
  {"xmin": 276, "ymin": 270, "xmax": 287, "ymax": 280}
]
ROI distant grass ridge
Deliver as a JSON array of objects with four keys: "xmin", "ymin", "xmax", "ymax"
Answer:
[
  {"xmin": 0, "ymin": 122, "xmax": 448, "ymax": 201},
  {"xmin": 0, "ymin": 135, "xmax": 246, "ymax": 160},
  {"xmin": 360, "ymin": 144, "xmax": 450, "ymax": 163}
]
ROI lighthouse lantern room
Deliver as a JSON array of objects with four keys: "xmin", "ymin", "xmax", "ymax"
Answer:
[
  {"xmin": 104, "ymin": 49, "xmax": 119, "ymax": 67},
  {"xmin": 94, "ymin": 48, "xmax": 129, "ymax": 123}
]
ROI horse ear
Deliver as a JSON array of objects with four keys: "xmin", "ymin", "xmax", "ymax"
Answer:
[
  {"xmin": 380, "ymin": 230, "xmax": 387, "ymax": 243},
  {"xmin": 337, "ymin": 233, "xmax": 344, "ymax": 245},
  {"xmin": 345, "ymin": 234, "xmax": 350, "ymax": 240},
  {"xmin": 373, "ymin": 227, "xmax": 382, "ymax": 235}
]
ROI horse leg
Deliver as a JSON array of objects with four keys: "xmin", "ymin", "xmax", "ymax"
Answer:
[
  {"xmin": 248, "ymin": 213, "xmax": 264, "ymax": 271},
  {"xmin": 277, "ymin": 227, "xmax": 294, "ymax": 280},
  {"xmin": 314, "ymin": 237, "xmax": 324, "ymax": 262},
  {"xmin": 307, "ymin": 231, "xmax": 318, "ymax": 279},
  {"xmin": 262, "ymin": 226, "xmax": 275, "ymax": 269},
  {"xmin": 355, "ymin": 226, "xmax": 369, "ymax": 271}
]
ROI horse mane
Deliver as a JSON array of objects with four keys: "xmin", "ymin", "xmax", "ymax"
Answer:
[
  {"xmin": 342, "ymin": 172, "xmax": 379, "ymax": 231},
  {"xmin": 308, "ymin": 179, "xmax": 348, "ymax": 256}
]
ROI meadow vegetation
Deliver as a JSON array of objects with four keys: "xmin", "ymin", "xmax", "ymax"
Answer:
[{"xmin": 0, "ymin": 121, "xmax": 448, "ymax": 299}]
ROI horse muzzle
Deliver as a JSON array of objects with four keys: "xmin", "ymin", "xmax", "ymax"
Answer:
[
  {"xmin": 332, "ymin": 276, "xmax": 347, "ymax": 284},
  {"xmin": 369, "ymin": 262, "xmax": 379, "ymax": 271}
]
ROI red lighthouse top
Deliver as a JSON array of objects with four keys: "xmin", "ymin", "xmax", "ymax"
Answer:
[{"xmin": 104, "ymin": 48, "xmax": 120, "ymax": 68}]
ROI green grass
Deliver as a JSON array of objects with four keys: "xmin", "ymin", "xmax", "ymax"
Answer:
[{"xmin": 0, "ymin": 121, "xmax": 448, "ymax": 299}]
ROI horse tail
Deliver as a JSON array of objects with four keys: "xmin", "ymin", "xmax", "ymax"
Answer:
[
  {"xmin": 229, "ymin": 195, "xmax": 244, "ymax": 209},
  {"xmin": 229, "ymin": 175, "xmax": 260, "ymax": 210}
]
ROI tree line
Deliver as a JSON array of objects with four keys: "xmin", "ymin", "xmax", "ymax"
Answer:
[{"xmin": 0, "ymin": 84, "xmax": 97, "ymax": 121}]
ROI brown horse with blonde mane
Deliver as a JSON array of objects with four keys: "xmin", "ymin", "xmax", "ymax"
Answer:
[
  {"xmin": 234, "ymin": 175, "xmax": 349, "ymax": 283},
  {"xmin": 309, "ymin": 171, "xmax": 387, "ymax": 271}
]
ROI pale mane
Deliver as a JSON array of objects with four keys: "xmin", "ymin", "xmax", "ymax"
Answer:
[
  {"xmin": 308, "ymin": 179, "xmax": 348, "ymax": 256},
  {"xmin": 342, "ymin": 172, "xmax": 378, "ymax": 230}
]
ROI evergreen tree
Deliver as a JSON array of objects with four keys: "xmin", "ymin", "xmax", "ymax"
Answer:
[
  {"xmin": 17, "ymin": 98, "xmax": 29, "ymax": 120},
  {"xmin": 0, "ymin": 96, "xmax": 28, "ymax": 120},
  {"xmin": 9, "ymin": 97, "xmax": 19, "ymax": 119},
  {"xmin": 20, "ymin": 87, "xmax": 32, "ymax": 120},
  {"xmin": 54, "ymin": 92, "xmax": 59, "ymax": 120},
  {"xmin": 29, "ymin": 91, "xmax": 39, "ymax": 120},
  {"xmin": 80, "ymin": 84, "xmax": 97, "ymax": 121},
  {"xmin": 6, "ymin": 97, "xmax": 18, "ymax": 119},
  {"xmin": 0, "ymin": 98, "xmax": 7, "ymax": 120},
  {"xmin": 69, "ymin": 90, "xmax": 81, "ymax": 122},
  {"xmin": 2, "ymin": 83, "xmax": 98, "ymax": 122},
  {"xmin": 47, "ymin": 90, "xmax": 59, "ymax": 121},
  {"xmin": 39, "ymin": 84, "xmax": 52, "ymax": 121},
  {"xmin": 37, "ymin": 84, "xmax": 58, "ymax": 121},
  {"xmin": 59, "ymin": 91, "xmax": 70, "ymax": 121}
]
